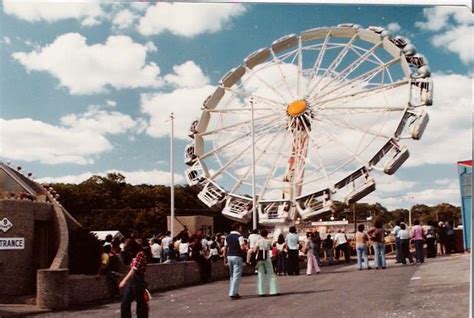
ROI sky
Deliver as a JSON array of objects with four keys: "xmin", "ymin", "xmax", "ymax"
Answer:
[{"xmin": 0, "ymin": 2, "xmax": 472, "ymax": 210}]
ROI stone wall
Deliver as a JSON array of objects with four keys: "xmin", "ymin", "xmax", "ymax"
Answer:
[
  {"xmin": 68, "ymin": 274, "xmax": 110, "ymax": 305},
  {"xmin": 66, "ymin": 259, "xmax": 254, "ymax": 306}
]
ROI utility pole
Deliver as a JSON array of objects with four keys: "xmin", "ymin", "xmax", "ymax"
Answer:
[{"xmin": 170, "ymin": 113, "xmax": 175, "ymax": 238}]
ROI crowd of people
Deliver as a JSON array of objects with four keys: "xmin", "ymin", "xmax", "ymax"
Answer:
[{"xmin": 94, "ymin": 218, "xmax": 458, "ymax": 316}]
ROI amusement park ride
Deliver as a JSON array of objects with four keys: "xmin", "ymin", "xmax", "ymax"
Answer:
[{"xmin": 183, "ymin": 24, "xmax": 433, "ymax": 228}]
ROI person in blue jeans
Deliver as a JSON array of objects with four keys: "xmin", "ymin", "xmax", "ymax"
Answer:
[
  {"xmin": 369, "ymin": 219, "xmax": 386, "ymax": 269},
  {"xmin": 355, "ymin": 224, "xmax": 371, "ymax": 270},
  {"xmin": 224, "ymin": 223, "xmax": 247, "ymax": 300},
  {"xmin": 391, "ymin": 220, "xmax": 402, "ymax": 263},
  {"xmin": 119, "ymin": 239, "xmax": 148, "ymax": 318}
]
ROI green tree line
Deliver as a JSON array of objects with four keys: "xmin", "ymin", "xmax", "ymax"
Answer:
[{"xmin": 51, "ymin": 173, "xmax": 462, "ymax": 236}]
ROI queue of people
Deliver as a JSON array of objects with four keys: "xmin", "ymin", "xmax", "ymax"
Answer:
[{"xmin": 391, "ymin": 219, "xmax": 458, "ymax": 266}]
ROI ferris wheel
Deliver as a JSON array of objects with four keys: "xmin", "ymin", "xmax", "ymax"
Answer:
[{"xmin": 184, "ymin": 24, "xmax": 433, "ymax": 226}]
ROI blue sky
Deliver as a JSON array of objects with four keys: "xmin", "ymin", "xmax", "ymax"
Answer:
[{"xmin": 0, "ymin": 2, "xmax": 472, "ymax": 210}]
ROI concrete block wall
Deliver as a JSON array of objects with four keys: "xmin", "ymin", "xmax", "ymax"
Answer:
[
  {"xmin": 64, "ymin": 260, "xmax": 255, "ymax": 307},
  {"xmin": 68, "ymin": 275, "xmax": 111, "ymax": 305}
]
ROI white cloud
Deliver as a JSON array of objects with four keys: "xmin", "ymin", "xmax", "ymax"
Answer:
[
  {"xmin": 0, "ymin": 118, "xmax": 112, "ymax": 165},
  {"xmin": 363, "ymin": 179, "xmax": 461, "ymax": 210},
  {"xmin": 130, "ymin": 2, "xmax": 150, "ymax": 12},
  {"xmin": 137, "ymin": 3, "xmax": 247, "ymax": 37},
  {"xmin": 373, "ymin": 174, "xmax": 417, "ymax": 194},
  {"xmin": 37, "ymin": 169, "xmax": 184, "ymax": 186},
  {"xmin": 405, "ymin": 180, "xmax": 460, "ymax": 206},
  {"xmin": 3, "ymin": 1, "xmax": 105, "ymax": 26},
  {"xmin": 60, "ymin": 106, "xmax": 137, "ymax": 135},
  {"xmin": 415, "ymin": 7, "xmax": 472, "ymax": 31},
  {"xmin": 404, "ymin": 73, "xmax": 472, "ymax": 167},
  {"xmin": 106, "ymin": 100, "xmax": 117, "ymax": 107},
  {"xmin": 415, "ymin": 7, "xmax": 473, "ymax": 65},
  {"xmin": 431, "ymin": 25, "xmax": 474, "ymax": 64},
  {"xmin": 141, "ymin": 85, "xmax": 215, "ymax": 139},
  {"xmin": 164, "ymin": 60, "xmax": 210, "ymax": 89},
  {"xmin": 386, "ymin": 22, "xmax": 401, "ymax": 33},
  {"xmin": 12, "ymin": 33, "xmax": 162, "ymax": 95},
  {"xmin": 0, "ymin": 106, "xmax": 140, "ymax": 165},
  {"xmin": 139, "ymin": 60, "xmax": 214, "ymax": 139},
  {"xmin": 112, "ymin": 9, "xmax": 138, "ymax": 30},
  {"xmin": 434, "ymin": 178, "xmax": 457, "ymax": 186},
  {"xmin": 2, "ymin": 36, "xmax": 12, "ymax": 45}
]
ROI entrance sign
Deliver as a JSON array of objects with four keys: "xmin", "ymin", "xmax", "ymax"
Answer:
[
  {"xmin": 0, "ymin": 237, "xmax": 25, "ymax": 249},
  {"xmin": 0, "ymin": 218, "xmax": 13, "ymax": 233}
]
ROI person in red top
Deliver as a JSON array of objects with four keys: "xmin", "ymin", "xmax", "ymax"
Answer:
[{"xmin": 119, "ymin": 238, "xmax": 148, "ymax": 318}]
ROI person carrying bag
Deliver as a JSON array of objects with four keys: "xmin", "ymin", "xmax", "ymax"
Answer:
[{"xmin": 253, "ymin": 229, "xmax": 279, "ymax": 297}]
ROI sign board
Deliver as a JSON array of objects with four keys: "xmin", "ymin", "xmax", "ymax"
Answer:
[
  {"xmin": 311, "ymin": 220, "xmax": 349, "ymax": 226},
  {"xmin": 0, "ymin": 218, "xmax": 13, "ymax": 233},
  {"xmin": 0, "ymin": 238, "xmax": 25, "ymax": 250}
]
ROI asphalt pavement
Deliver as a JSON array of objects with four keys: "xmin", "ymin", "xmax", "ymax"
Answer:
[{"xmin": 34, "ymin": 253, "xmax": 470, "ymax": 318}]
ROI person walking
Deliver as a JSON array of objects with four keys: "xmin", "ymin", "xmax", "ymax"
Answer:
[
  {"xmin": 305, "ymin": 232, "xmax": 321, "ymax": 275},
  {"xmin": 369, "ymin": 219, "xmax": 386, "ymax": 269},
  {"xmin": 224, "ymin": 223, "xmax": 246, "ymax": 300},
  {"xmin": 391, "ymin": 220, "xmax": 402, "ymax": 263},
  {"xmin": 412, "ymin": 220, "xmax": 425, "ymax": 264},
  {"xmin": 119, "ymin": 239, "xmax": 148, "ymax": 318},
  {"xmin": 285, "ymin": 226, "xmax": 300, "ymax": 275},
  {"xmin": 275, "ymin": 234, "xmax": 288, "ymax": 275},
  {"xmin": 312, "ymin": 231, "xmax": 322, "ymax": 265},
  {"xmin": 399, "ymin": 223, "xmax": 414, "ymax": 265},
  {"xmin": 253, "ymin": 229, "xmax": 279, "ymax": 296},
  {"xmin": 323, "ymin": 234, "xmax": 334, "ymax": 265},
  {"xmin": 355, "ymin": 224, "xmax": 371, "ymax": 270}
]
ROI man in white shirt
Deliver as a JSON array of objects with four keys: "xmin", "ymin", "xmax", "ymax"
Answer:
[
  {"xmin": 247, "ymin": 229, "xmax": 261, "ymax": 264},
  {"xmin": 151, "ymin": 238, "xmax": 162, "ymax": 263},
  {"xmin": 202, "ymin": 236, "xmax": 210, "ymax": 252},
  {"xmin": 285, "ymin": 226, "xmax": 300, "ymax": 275},
  {"xmin": 334, "ymin": 229, "xmax": 349, "ymax": 263},
  {"xmin": 161, "ymin": 231, "xmax": 173, "ymax": 261},
  {"xmin": 391, "ymin": 220, "xmax": 402, "ymax": 263}
]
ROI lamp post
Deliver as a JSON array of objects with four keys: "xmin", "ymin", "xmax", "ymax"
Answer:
[{"xmin": 170, "ymin": 113, "xmax": 175, "ymax": 238}]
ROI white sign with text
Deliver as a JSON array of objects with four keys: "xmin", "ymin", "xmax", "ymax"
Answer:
[{"xmin": 0, "ymin": 237, "xmax": 25, "ymax": 250}]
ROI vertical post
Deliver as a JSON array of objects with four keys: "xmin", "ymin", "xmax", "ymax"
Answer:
[
  {"xmin": 250, "ymin": 98, "xmax": 257, "ymax": 230},
  {"xmin": 353, "ymin": 203, "xmax": 356, "ymax": 233},
  {"xmin": 170, "ymin": 113, "xmax": 175, "ymax": 238},
  {"xmin": 409, "ymin": 209, "xmax": 412, "ymax": 228},
  {"xmin": 407, "ymin": 193, "xmax": 412, "ymax": 228}
]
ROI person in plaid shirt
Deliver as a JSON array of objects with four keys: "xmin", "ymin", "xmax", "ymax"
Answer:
[{"xmin": 119, "ymin": 238, "xmax": 148, "ymax": 318}]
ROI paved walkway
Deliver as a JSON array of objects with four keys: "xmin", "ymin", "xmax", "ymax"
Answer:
[{"xmin": 34, "ymin": 253, "xmax": 470, "ymax": 318}]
